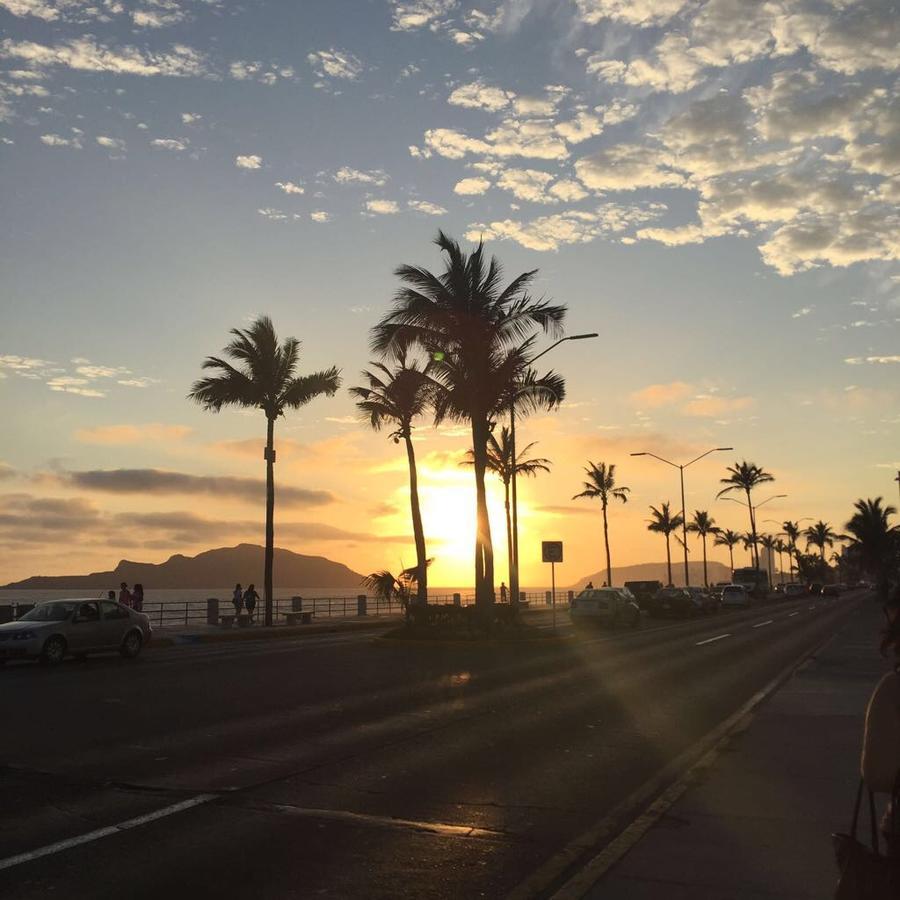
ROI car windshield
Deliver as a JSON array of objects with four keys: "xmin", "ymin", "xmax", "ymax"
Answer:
[{"xmin": 19, "ymin": 602, "xmax": 77, "ymax": 622}]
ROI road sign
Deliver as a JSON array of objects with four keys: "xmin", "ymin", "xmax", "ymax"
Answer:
[{"xmin": 542, "ymin": 541, "xmax": 563, "ymax": 563}]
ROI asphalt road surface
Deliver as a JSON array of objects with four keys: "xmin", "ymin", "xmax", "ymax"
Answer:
[{"xmin": 0, "ymin": 592, "xmax": 865, "ymax": 899}]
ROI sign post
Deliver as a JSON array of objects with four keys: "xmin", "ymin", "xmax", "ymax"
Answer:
[{"xmin": 541, "ymin": 541, "xmax": 563, "ymax": 630}]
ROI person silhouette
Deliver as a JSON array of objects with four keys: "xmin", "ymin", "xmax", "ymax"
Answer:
[
  {"xmin": 585, "ymin": 581, "xmax": 594, "ymax": 590},
  {"xmin": 500, "ymin": 582, "xmax": 508, "ymax": 603}
]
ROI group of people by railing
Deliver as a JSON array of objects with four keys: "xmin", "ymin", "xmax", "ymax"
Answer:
[
  {"xmin": 231, "ymin": 583, "xmax": 260, "ymax": 622},
  {"xmin": 105, "ymin": 582, "xmax": 144, "ymax": 612}
]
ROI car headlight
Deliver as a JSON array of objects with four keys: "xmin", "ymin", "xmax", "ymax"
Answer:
[{"xmin": 12, "ymin": 631, "xmax": 36, "ymax": 641}]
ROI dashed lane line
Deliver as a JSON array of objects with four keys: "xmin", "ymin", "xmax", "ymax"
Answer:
[
  {"xmin": 789, "ymin": 612, "xmax": 800, "ymax": 618},
  {"xmin": 696, "ymin": 634, "xmax": 731, "ymax": 646},
  {"xmin": 753, "ymin": 620, "xmax": 774, "ymax": 629},
  {"xmin": 0, "ymin": 794, "xmax": 215, "ymax": 872}
]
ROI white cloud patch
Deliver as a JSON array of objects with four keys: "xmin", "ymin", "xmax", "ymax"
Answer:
[
  {"xmin": 448, "ymin": 81, "xmax": 513, "ymax": 112},
  {"xmin": 389, "ymin": 0, "xmax": 456, "ymax": 31},
  {"xmin": 96, "ymin": 135, "xmax": 126, "ymax": 151},
  {"xmin": 575, "ymin": 0, "xmax": 687, "ymax": 27},
  {"xmin": 235, "ymin": 154, "xmax": 262, "ymax": 169},
  {"xmin": 407, "ymin": 199, "xmax": 446, "ymax": 215},
  {"xmin": 151, "ymin": 137, "xmax": 187, "ymax": 151},
  {"xmin": 307, "ymin": 48, "xmax": 363, "ymax": 81},
  {"xmin": 365, "ymin": 199, "xmax": 400, "ymax": 215},
  {"xmin": 40, "ymin": 132, "xmax": 81, "ymax": 148},
  {"xmin": 181, "ymin": 112, "xmax": 201, "ymax": 124},
  {"xmin": 845, "ymin": 355, "xmax": 900, "ymax": 365},
  {"xmin": 454, "ymin": 176, "xmax": 491, "ymax": 195},
  {"xmin": 275, "ymin": 181, "xmax": 304, "ymax": 194},
  {"xmin": 334, "ymin": 166, "xmax": 388, "ymax": 186},
  {"xmin": 575, "ymin": 144, "xmax": 684, "ymax": 191},
  {"xmin": 310, "ymin": 210, "xmax": 331, "ymax": 223}
]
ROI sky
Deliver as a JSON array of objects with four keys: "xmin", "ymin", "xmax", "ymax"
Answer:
[{"xmin": 1, "ymin": 0, "xmax": 898, "ymax": 587}]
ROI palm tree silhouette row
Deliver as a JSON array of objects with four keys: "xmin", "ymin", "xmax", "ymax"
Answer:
[
  {"xmin": 805, "ymin": 520, "xmax": 838, "ymax": 563},
  {"xmin": 573, "ymin": 461, "xmax": 630, "ymax": 588},
  {"xmin": 647, "ymin": 502, "xmax": 684, "ymax": 587},
  {"xmin": 844, "ymin": 497, "xmax": 898, "ymax": 599},
  {"xmin": 713, "ymin": 528, "xmax": 742, "ymax": 575},
  {"xmin": 782, "ymin": 520, "xmax": 801, "ymax": 583},
  {"xmin": 463, "ymin": 427, "xmax": 551, "ymax": 600},
  {"xmin": 189, "ymin": 316, "xmax": 341, "ymax": 627},
  {"xmin": 687, "ymin": 510, "xmax": 718, "ymax": 588},
  {"xmin": 717, "ymin": 461, "xmax": 775, "ymax": 570},
  {"xmin": 350, "ymin": 354, "xmax": 434, "ymax": 606},
  {"xmin": 372, "ymin": 231, "xmax": 566, "ymax": 613}
]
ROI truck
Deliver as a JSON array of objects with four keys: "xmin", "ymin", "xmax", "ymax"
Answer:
[{"xmin": 732, "ymin": 567, "xmax": 769, "ymax": 598}]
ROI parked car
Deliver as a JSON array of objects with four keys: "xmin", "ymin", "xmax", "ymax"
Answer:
[
  {"xmin": 686, "ymin": 586, "xmax": 720, "ymax": 614},
  {"xmin": 0, "ymin": 599, "xmax": 152, "ymax": 666},
  {"xmin": 721, "ymin": 584, "xmax": 751, "ymax": 609},
  {"xmin": 570, "ymin": 587, "xmax": 641, "ymax": 629},
  {"xmin": 809, "ymin": 583, "xmax": 824, "ymax": 596},
  {"xmin": 623, "ymin": 580, "xmax": 663, "ymax": 611},
  {"xmin": 822, "ymin": 584, "xmax": 843, "ymax": 597},
  {"xmin": 783, "ymin": 583, "xmax": 806, "ymax": 598},
  {"xmin": 647, "ymin": 587, "xmax": 703, "ymax": 618}
]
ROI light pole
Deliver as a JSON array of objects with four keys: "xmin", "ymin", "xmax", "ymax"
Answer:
[
  {"xmin": 631, "ymin": 447, "xmax": 733, "ymax": 587},
  {"xmin": 764, "ymin": 515, "xmax": 811, "ymax": 583},
  {"xmin": 720, "ymin": 493, "xmax": 787, "ymax": 570},
  {"xmin": 509, "ymin": 332, "xmax": 598, "ymax": 606}
]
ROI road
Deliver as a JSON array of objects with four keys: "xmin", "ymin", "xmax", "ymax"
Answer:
[{"xmin": 0, "ymin": 592, "xmax": 864, "ymax": 899}]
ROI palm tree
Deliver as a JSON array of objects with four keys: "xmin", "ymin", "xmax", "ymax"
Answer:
[
  {"xmin": 350, "ymin": 355, "xmax": 434, "ymax": 606},
  {"xmin": 717, "ymin": 461, "xmax": 775, "ymax": 569},
  {"xmin": 774, "ymin": 538, "xmax": 787, "ymax": 585},
  {"xmin": 844, "ymin": 497, "xmax": 898, "ymax": 600},
  {"xmin": 372, "ymin": 232, "xmax": 566, "ymax": 612},
  {"xmin": 686, "ymin": 510, "xmax": 718, "ymax": 588},
  {"xmin": 805, "ymin": 520, "xmax": 838, "ymax": 564},
  {"xmin": 463, "ymin": 427, "xmax": 551, "ymax": 599},
  {"xmin": 189, "ymin": 316, "xmax": 340, "ymax": 626},
  {"xmin": 647, "ymin": 502, "xmax": 684, "ymax": 586},
  {"xmin": 782, "ymin": 520, "xmax": 801, "ymax": 583},
  {"xmin": 363, "ymin": 562, "xmax": 431, "ymax": 622},
  {"xmin": 741, "ymin": 532, "xmax": 756, "ymax": 564},
  {"xmin": 759, "ymin": 534, "xmax": 778, "ymax": 590},
  {"xmin": 572, "ymin": 462, "xmax": 630, "ymax": 588},
  {"xmin": 714, "ymin": 528, "xmax": 742, "ymax": 574}
]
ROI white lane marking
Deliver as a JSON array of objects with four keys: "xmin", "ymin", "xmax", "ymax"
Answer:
[
  {"xmin": 753, "ymin": 620, "xmax": 774, "ymax": 629},
  {"xmin": 0, "ymin": 794, "xmax": 214, "ymax": 872},
  {"xmin": 696, "ymin": 633, "xmax": 731, "ymax": 646},
  {"xmin": 789, "ymin": 612, "xmax": 800, "ymax": 618},
  {"xmin": 809, "ymin": 605, "xmax": 815, "ymax": 610}
]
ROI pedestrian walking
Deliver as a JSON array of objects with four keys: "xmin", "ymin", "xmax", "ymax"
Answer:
[
  {"xmin": 861, "ymin": 583, "xmax": 900, "ymax": 856},
  {"xmin": 500, "ymin": 582, "xmax": 508, "ymax": 603},
  {"xmin": 132, "ymin": 583, "xmax": 144, "ymax": 613},
  {"xmin": 118, "ymin": 582, "xmax": 133, "ymax": 608},
  {"xmin": 243, "ymin": 583, "xmax": 259, "ymax": 623},
  {"xmin": 232, "ymin": 583, "xmax": 243, "ymax": 618}
]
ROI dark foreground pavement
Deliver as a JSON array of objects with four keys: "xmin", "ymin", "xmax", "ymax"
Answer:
[
  {"xmin": 578, "ymin": 597, "xmax": 890, "ymax": 900},
  {"xmin": 0, "ymin": 593, "xmax": 874, "ymax": 899}
]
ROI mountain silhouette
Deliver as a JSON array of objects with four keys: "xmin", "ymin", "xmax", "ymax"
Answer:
[
  {"xmin": 572, "ymin": 560, "xmax": 735, "ymax": 589},
  {"xmin": 2, "ymin": 544, "xmax": 364, "ymax": 590}
]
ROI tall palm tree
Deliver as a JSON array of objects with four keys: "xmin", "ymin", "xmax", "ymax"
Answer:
[
  {"xmin": 741, "ymin": 532, "xmax": 756, "ymax": 564},
  {"xmin": 686, "ymin": 510, "xmax": 718, "ymax": 588},
  {"xmin": 372, "ymin": 231, "xmax": 566, "ymax": 611},
  {"xmin": 844, "ymin": 497, "xmax": 898, "ymax": 600},
  {"xmin": 717, "ymin": 461, "xmax": 775, "ymax": 569},
  {"xmin": 759, "ymin": 534, "xmax": 778, "ymax": 590},
  {"xmin": 805, "ymin": 520, "xmax": 838, "ymax": 563},
  {"xmin": 363, "ymin": 561, "xmax": 431, "ymax": 622},
  {"xmin": 463, "ymin": 427, "xmax": 551, "ymax": 599},
  {"xmin": 189, "ymin": 316, "xmax": 340, "ymax": 626},
  {"xmin": 782, "ymin": 520, "xmax": 801, "ymax": 583},
  {"xmin": 714, "ymin": 528, "xmax": 742, "ymax": 574},
  {"xmin": 572, "ymin": 462, "xmax": 630, "ymax": 588},
  {"xmin": 774, "ymin": 538, "xmax": 787, "ymax": 585},
  {"xmin": 647, "ymin": 502, "xmax": 684, "ymax": 587},
  {"xmin": 350, "ymin": 355, "xmax": 434, "ymax": 606}
]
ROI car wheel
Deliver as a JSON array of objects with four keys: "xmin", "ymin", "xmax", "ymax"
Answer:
[
  {"xmin": 40, "ymin": 636, "xmax": 66, "ymax": 667},
  {"xmin": 120, "ymin": 630, "xmax": 143, "ymax": 659}
]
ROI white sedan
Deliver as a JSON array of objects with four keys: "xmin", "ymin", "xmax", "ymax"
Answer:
[
  {"xmin": 0, "ymin": 599, "xmax": 152, "ymax": 666},
  {"xmin": 570, "ymin": 588, "xmax": 642, "ymax": 628}
]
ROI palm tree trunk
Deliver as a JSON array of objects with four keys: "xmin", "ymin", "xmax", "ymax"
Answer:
[
  {"xmin": 745, "ymin": 488, "xmax": 758, "ymax": 568},
  {"xmin": 701, "ymin": 533, "xmax": 708, "ymax": 588},
  {"xmin": 471, "ymin": 417, "xmax": 495, "ymax": 612},
  {"xmin": 729, "ymin": 545, "xmax": 734, "ymax": 574},
  {"xmin": 503, "ymin": 477, "xmax": 513, "ymax": 600},
  {"xmin": 404, "ymin": 434, "xmax": 428, "ymax": 606},
  {"xmin": 264, "ymin": 415, "xmax": 275, "ymax": 627},
  {"xmin": 665, "ymin": 533, "xmax": 672, "ymax": 586},
  {"xmin": 602, "ymin": 500, "xmax": 612, "ymax": 587}
]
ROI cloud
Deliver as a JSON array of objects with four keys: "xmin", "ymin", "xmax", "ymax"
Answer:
[
  {"xmin": 275, "ymin": 181, "xmax": 304, "ymax": 194},
  {"xmin": 792, "ymin": 306, "xmax": 813, "ymax": 318},
  {"xmin": 407, "ymin": 199, "xmax": 446, "ymax": 215},
  {"xmin": 151, "ymin": 138, "xmax": 188, "ymax": 151},
  {"xmin": 235, "ymin": 154, "xmax": 262, "ymax": 169},
  {"xmin": 575, "ymin": 0, "xmax": 687, "ymax": 26},
  {"xmin": 310, "ymin": 210, "xmax": 331, "ymax": 223},
  {"xmin": 63, "ymin": 468, "xmax": 335, "ymax": 507},
  {"xmin": 630, "ymin": 381, "xmax": 692, "ymax": 407},
  {"xmin": 365, "ymin": 199, "xmax": 400, "ymax": 215},
  {"xmin": 1, "ymin": 37, "xmax": 208, "ymax": 78},
  {"xmin": 448, "ymin": 81, "xmax": 513, "ymax": 112},
  {"xmin": 845, "ymin": 355, "xmax": 900, "ymax": 365},
  {"xmin": 74, "ymin": 424, "xmax": 192, "ymax": 445},
  {"xmin": 46, "ymin": 376, "xmax": 105, "ymax": 397},
  {"xmin": 554, "ymin": 111, "xmax": 603, "ymax": 144},
  {"xmin": 575, "ymin": 144, "xmax": 684, "ymax": 191},
  {"xmin": 96, "ymin": 135, "xmax": 126, "ymax": 151},
  {"xmin": 389, "ymin": 0, "xmax": 456, "ymax": 31},
  {"xmin": 681, "ymin": 394, "xmax": 754, "ymax": 417},
  {"xmin": 423, "ymin": 119, "xmax": 569, "ymax": 162},
  {"xmin": 334, "ymin": 166, "xmax": 388, "ymax": 186},
  {"xmin": 181, "ymin": 112, "xmax": 201, "ymax": 124},
  {"xmin": 307, "ymin": 48, "xmax": 363, "ymax": 81},
  {"xmin": 40, "ymin": 132, "xmax": 81, "ymax": 149},
  {"xmin": 229, "ymin": 60, "xmax": 294, "ymax": 85},
  {"xmin": 454, "ymin": 176, "xmax": 491, "ymax": 195}
]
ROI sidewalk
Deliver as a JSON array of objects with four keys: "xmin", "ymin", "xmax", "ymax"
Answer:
[{"xmin": 583, "ymin": 600, "xmax": 892, "ymax": 899}]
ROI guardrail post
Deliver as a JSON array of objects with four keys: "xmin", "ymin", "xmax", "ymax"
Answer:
[
  {"xmin": 357, "ymin": 594, "xmax": 367, "ymax": 616},
  {"xmin": 567, "ymin": 590, "xmax": 574, "ymax": 604},
  {"xmin": 453, "ymin": 593, "xmax": 461, "ymax": 607},
  {"xmin": 292, "ymin": 595, "xmax": 302, "ymax": 613},
  {"xmin": 207, "ymin": 598, "xmax": 218, "ymax": 625},
  {"xmin": 545, "ymin": 591, "xmax": 552, "ymax": 606}
]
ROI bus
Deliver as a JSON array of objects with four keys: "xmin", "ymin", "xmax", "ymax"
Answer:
[{"xmin": 733, "ymin": 567, "xmax": 769, "ymax": 598}]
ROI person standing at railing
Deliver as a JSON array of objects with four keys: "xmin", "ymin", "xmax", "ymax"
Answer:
[
  {"xmin": 132, "ymin": 584, "xmax": 144, "ymax": 613},
  {"xmin": 119, "ymin": 582, "xmax": 133, "ymax": 609},
  {"xmin": 243, "ymin": 584, "xmax": 259, "ymax": 623},
  {"xmin": 232, "ymin": 583, "xmax": 243, "ymax": 618}
]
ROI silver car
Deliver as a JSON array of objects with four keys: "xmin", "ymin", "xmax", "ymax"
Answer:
[{"xmin": 0, "ymin": 599, "xmax": 152, "ymax": 666}]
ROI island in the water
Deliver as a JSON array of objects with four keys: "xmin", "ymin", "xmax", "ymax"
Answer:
[{"xmin": 2, "ymin": 543, "xmax": 365, "ymax": 590}]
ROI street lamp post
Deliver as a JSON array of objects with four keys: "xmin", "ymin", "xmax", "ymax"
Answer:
[
  {"xmin": 630, "ymin": 447, "xmax": 733, "ymax": 587},
  {"xmin": 508, "ymin": 332, "xmax": 598, "ymax": 607},
  {"xmin": 720, "ymin": 493, "xmax": 788, "ymax": 573}
]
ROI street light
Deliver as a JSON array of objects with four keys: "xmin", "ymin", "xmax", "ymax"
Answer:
[
  {"xmin": 630, "ymin": 447, "xmax": 733, "ymax": 587},
  {"xmin": 719, "ymin": 493, "xmax": 787, "ymax": 570},
  {"xmin": 509, "ymin": 332, "xmax": 598, "ymax": 606}
]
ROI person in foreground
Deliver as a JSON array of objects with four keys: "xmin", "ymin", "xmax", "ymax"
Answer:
[{"xmin": 861, "ymin": 583, "xmax": 900, "ymax": 853}]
